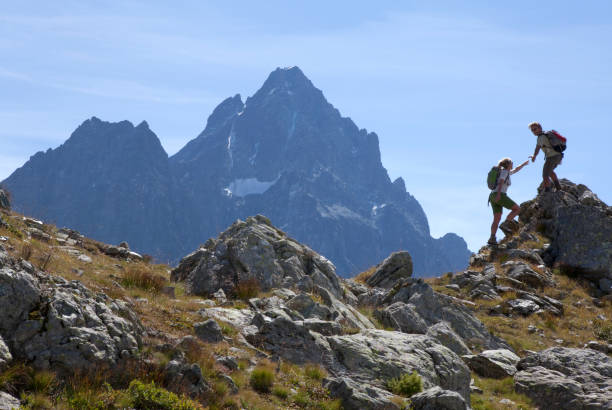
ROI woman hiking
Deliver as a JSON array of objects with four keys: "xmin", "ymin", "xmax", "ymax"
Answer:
[{"xmin": 488, "ymin": 157, "xmax": 529, "ymax": 245}]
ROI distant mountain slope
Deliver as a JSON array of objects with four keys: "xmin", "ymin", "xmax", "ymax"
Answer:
[{"xmin": 3, "ymin": 66, "xmax": 470, "ymax": 276}]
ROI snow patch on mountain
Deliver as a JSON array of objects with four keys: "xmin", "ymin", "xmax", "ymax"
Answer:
[{"xmin": 226, "ymin": 176, "xmax": 279, "ymax": 197}]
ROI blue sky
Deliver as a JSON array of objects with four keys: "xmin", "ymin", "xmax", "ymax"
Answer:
[{"xmin": 1, "ymin": 1, "xmax": 611, "ymax": 252}]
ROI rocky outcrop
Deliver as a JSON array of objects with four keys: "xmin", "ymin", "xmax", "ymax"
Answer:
[
  {"xmin": 514, "ymin": 347, "xmax": 612, "ymax": 409},
  {"xmin": 365, "ymin": 251, "xmax": 413, "ymax": 288},
  {"xmin": 327, "ymin": 330, "xmax": 471, "ymax": 402},
  {"xmin": 324, "ymin": 377, "xmax": 400, "ymax": 410},
  {"xmin": 373, "ymin": 279, "xmax": 509, "ymax": 351},
  {"xmin": 0, "ymin": 246, "xmax": 143, "ymax": 374},
  {"xmin": 171, "ymin": 215, "xmax": 346, "ymax": 300},
  {"xmin": 520, "ymin": 179, "xmax": 612, "ymax": 293}
]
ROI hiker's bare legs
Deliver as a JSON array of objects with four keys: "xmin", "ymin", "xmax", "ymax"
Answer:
[
  {"xmin": 505, "ymin": 204, "xmax": 520, "ymax": 222},
  {"xmin": 550, "ymin": 171, "xmax": 562, "ymax": 189},
  {"xmin": 491, "ymin": 212, "xmax": 502, "ymax": 238}
]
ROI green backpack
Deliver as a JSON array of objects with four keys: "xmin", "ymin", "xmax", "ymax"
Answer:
[{"xmin": 487, "ymin": 166, "xmax": 500, "ymax": 190}]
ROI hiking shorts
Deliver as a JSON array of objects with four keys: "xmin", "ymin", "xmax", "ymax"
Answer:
[
  {"xmin": 543, "ymin": 154, "xmax": 563, "ymax": 178},
  {"xmin": 489, "ymin": 192, "xmax": 517, "ymax": 214}
]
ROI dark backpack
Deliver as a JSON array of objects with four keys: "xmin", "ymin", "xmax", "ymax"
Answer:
[
  {"xmin": 487, "ymin": 166, "xmax": 500, "ymax": 190},
  {"xmin": 546, "ymin": 130, "xmax": 567, "ymax": 153}
]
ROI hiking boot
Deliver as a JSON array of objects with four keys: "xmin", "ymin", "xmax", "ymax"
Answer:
[
  {"xmin": 499, "ymin": 220, "xmax": 519, "ymax": 236},
  {"xmin": 487, "ymin": 236, "xmax": 497, "ymax": 246}
]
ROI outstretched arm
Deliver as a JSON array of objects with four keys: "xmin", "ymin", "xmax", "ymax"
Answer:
[
  {"xmin": 530, "ymin": 145, "xmax": 540, "ymax": 162},
  {"xmin": 511, "ymin": 159, "xmax": 530, "ymax": 174}
]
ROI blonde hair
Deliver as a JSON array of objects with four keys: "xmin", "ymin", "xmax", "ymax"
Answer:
[
  {"xmin": 498, "ymin": 157, "xmax": 512, "ymax": 169},
  {"xmin": 528, "ymin": 122, "xmax": 541, "ymax": 129}
]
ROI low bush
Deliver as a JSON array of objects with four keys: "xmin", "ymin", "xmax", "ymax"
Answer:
[
  {"xmin": 126, "ymin": 380, "xmax": 200, "ymax": 410},
  {"xmin": 387, "ymin": 371, "xmax": 423, "ymax": 397},
  {"xmin": 272, "ymin": 386, "xmax": 289, "ymax": 399},
  {"xmin": 249, "ymin": 368, "xmax": 274, "ymax": 393}
]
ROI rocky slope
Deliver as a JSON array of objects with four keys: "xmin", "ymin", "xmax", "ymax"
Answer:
[
  {"xmin": 0, "ymin": 179, "xmax": 610, "ymax": 409},
  {"xmin": 2, "ymin": 66, "xmax": 470, "ymax": 277}
]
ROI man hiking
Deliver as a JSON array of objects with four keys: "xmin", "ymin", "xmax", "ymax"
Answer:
[
  {"xmin": 529, "ymin": 122, "xmax": 564, "ymax": 192},
  {"xmin": 488, "ymin": 157, "xmax": 529, "ymax": 245}
]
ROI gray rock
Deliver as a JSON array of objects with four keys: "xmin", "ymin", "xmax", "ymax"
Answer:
[
  {"xmin": 410, "ymin": 386, "xmax": 468, "ymax": 410},
  {"xmin": 194, "ymin": 319, "xmax": 224, "ymax": 343},
  {"xmin": 503, "ymin": 261, "xmax": 551, "ymax": 289},
  {"xmin": 426, "ymin": 322, "xmax": 471, "ymax": 356},
  {"xmin": 216, "ymin": 356, "xmax": 238, "ymax": 371},
  {"xmin": 213, "ymin": 288, "xmax": 227, "ymax": 304},
  {"xmin": 316, "ymin": 286, "xmax": 375, "ymax": 330},
  {"xmin": 199, "ymin": 307, "xmax": 255, "ymax": 331},
  {"xmin": 302, "ymin": 318, "xmax": 343, "ymax": 336},
  {"xmin": 164, "ymin": 358, "xmax": 210, "ymax": 397},
  {"xmin": 462, "ymin": 349, "xmax": 520, "ymax": 378},
  {"xmin": 584, "ymin": 340, "xmax": 612, "ymax": 354},
  {"xmin": 246, "ymin": 316, "xmax": 334, "ymax": 366},
  {"xmin": 77, "ymin": 254, "xmax": 92, "ymax": 263},
  {"xmin": 171, "ymin": 216, "xmax": 344, "ymax": 299},
  {"xmin": 0, "ymin": 391, "xmax": 19, "ymax": 410},
  {"xmin": 519, "ymin": 180, "xmax": 612, "ymax": 286},
  {"xmin": 505, "ymin": 299, "xmax": 540, "ymax": 316},
  {"xmin": 327, "ymin": 330, "xmax": 471, "ymax": 402},
  {"xmin": 600, "ymin": 278, "xmax": 612, "ymax": 294},
  {"xmin": 375, "ymin": 302, "xmax": 429, "ymax": 334},
  {"xmin": 0, "ymin": 250, "xmax": 143, "ymax": 374},
  {"xmin": 387, "ymin": 280, "xmax": 509, "ymax": 350},
  {"xmin": 366, "ymin": 251, "xmax": 413, "ymax": 288},
  {"xmin": 324, "ymin": 377, "xmax": 401, "ymax": 410},
  {"xmin": 514, "ymin": 347, "xmax": 612, "ymax": 409}
]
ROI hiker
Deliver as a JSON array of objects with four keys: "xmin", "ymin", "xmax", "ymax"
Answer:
[
  {"xmin": 528, "ymin": 122, "xmax": 564, "ymax": 191},
  {"xmin": 488, "ymin": 157, "xmax": 529, "ymax": 245}
]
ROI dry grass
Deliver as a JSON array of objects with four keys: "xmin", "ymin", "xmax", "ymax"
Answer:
[
  {"xmin": 353, "ymin": 265, "xmax": 376, "ymax": 283},
  {"xmin": 471, "ymin": 376, "xmax": 533, "ymax": 410},
  {"xmin": 234, "ymin": 277, "xmax": 261, "ymax": 300},
  {"xmin": 121, "ymin": 265, "xmax": 167, "ymax": 293}
]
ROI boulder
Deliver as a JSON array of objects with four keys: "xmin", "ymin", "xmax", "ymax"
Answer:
[
  {"xmin": 245, "ymin": 316, "xmax": 334, "ymax": 366},
  {"xmin": 194, "ymin": 319, "xmax": 224, "ymax": 343},
  {"xmin": 514, "ymin": 347, "xmax": 612, "ymax": 409},
  {"xmin": 164, "ymin": 357, "xmax": 210, "ymax": 397},
  {"xmin": 316, "ymin": 286, "xmax": 375, "ymax": 330},
  {"xmin": 502, "ymin": 261, "xmax": 552, "ymax": 289},
  {"xmin": 462, "ymin": 349, "xmax": 520, "ymax": 378},
  {"xmin": 327, "ymin": 330, "xmax": 471, "ymax": 402},
  {"xmin": 324, "ymin": 377, "xmax": 401, "ymax": 410},
  {"xmin": 0, "ymin": 248, "xmax": 143, "ymax": 374},
  {"xmin": 365, "ymin": 251, "xmax": 413, "ymax": 288},
  {"xmin": 171, "ymin": 216, "xmax": 344, "ymax": 299},
  {"xmin": 410, "ymin": 386, "xmax": 468, "ymax": 410}
]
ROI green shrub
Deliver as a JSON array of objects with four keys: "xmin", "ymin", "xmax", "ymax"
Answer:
[
  {"xmin": 20, "ymin": 392, "xmax": 53, "ymax": 409},
  {"xmin": 292, "ymin": 390, "xmax": 310, "ymax": 407},
  {"xmin": 594, "ymin": 319, "xmax": 612, "ymax": 343},
  {"xmin": 249, "ymin": 368, "xmax": 274, "ymax": 393},
  {"xmin": 304, "ymin": 363, "xmax": 325, "ymax": 381},
  {"xmin": 272, "ymin": 386, "xmax": 289, "ymax": 399},
  {"xmin": 387, "ymin": 371, "xmax": 423, "ymax": 397},
  {"xmin": 126, "ymin": 380, "xmax": 199, "ymax": 410}
]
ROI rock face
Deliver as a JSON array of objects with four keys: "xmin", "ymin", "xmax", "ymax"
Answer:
[
  {"xmin": 3, "ymin": 67, "xmax": 470, "ymax": 277},
  {"xmin": 520, "ymin": 179, "xmax": 612, "ymax": 293},
  {"xmin": 514, "ymin": 347, "xmax": 612, "ymax": 409},
  {"xmin": 170, "ymin": 215, "xmax": 344, "ymax": 299},
  {"xmin": 0, "ymin": 391, "xmax": 20, "ymax": 410},
  {"xmin": 0, "ymin": 246, "xmax": 143, "ymax": 374}
]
